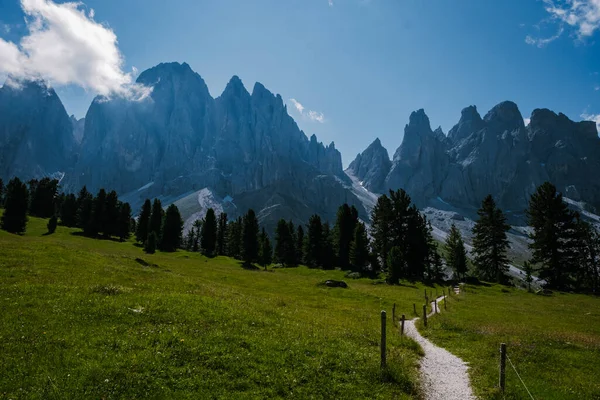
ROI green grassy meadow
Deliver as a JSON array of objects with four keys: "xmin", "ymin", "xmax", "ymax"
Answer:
[
  {"xmin": 418, "ymin": 284, "xmax": 600, "ymax": 400},
  {"xmin": 0, "ymin": 215, "xmax": 431, "ymax": 399}
]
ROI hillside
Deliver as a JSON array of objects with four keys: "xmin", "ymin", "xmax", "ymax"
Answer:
[{"xmin": 0, "ymin": 214, "xmax": 428, "ymax": 399}]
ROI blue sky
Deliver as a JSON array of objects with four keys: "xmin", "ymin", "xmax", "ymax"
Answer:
[{"xmin": 1, "ymin": 0, "xmax": 599, "ymax": 166}]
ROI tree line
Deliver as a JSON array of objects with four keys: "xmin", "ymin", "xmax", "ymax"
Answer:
[{"xmin": 1, "ymin": 175, "xmax": 599, "ymax": 292}]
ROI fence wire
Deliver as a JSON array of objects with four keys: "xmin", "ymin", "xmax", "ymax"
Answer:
[{"xmin": 506, "ymin": 354, "xmax": 535, "ymax": 400}]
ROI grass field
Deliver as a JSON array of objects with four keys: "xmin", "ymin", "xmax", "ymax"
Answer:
[
  {"xmin": 418, "ymin": 283, "xmax": 600, "ymax": 400},
  {"xmin": 0, "ymin": 215, "xmax": 434, "ymax": 399}
]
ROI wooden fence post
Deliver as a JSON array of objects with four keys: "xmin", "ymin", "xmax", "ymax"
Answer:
[
  {"xmin": 444, "ymin": 295, "xmax": 447, "ymax": 310},
  {"xmin": 499, "ymin": 343, "xmax": 506, "ymax": 392},
  {"xmin": 381, "ymin": 311, "xmax": 387, "ymax": 370},
  {"xmin": 401, "ymin": 314, "xmax": 405, "ymax": 336},
  {"xmin": 413, "ymin": 303, "xmax": 416, "ymax": 315},
  {"xmin": 434, "ymin": 300, "xmax": 438, "ymax": 314},
  {"xmin": 422, "ymin": 304, "xmax": 427, "ymax": 327},
  {"xmin": 392, "ymin": 303, "xmax": 396, "ymax": 324}
]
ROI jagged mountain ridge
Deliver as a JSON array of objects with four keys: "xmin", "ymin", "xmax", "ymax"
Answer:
[
  {"xmin": 0, "ymin": 78, "xmax": 78, "ymax": 181},
  {"xmin": 348, "ymin": 101, "xmax": 600, "ymax": 212}
]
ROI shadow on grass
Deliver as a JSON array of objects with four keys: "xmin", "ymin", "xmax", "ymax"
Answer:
[
  {"xmin": 240, "ymin": 262, "xmax": 260, "ymax": 271},
  {"xmin": 70, "ymin": 231, "xmax": 123, "ymax": 243}
]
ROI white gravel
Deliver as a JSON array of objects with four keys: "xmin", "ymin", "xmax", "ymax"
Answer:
[{"xmin": 404, "ymin": 295, "xmax": 476, "ymax": 400}]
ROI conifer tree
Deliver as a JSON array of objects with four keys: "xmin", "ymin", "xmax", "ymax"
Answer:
[
  {"xmin": 135, "ymin": 199, "xmax": 152, "ymax": 243},
  {"xmin": 242, "ymin": 209, "xmax": 260, "ymax": 265},
  {"xmin": 160, "ymin": 204, "xmax": 183, "ymax": 252},
  {"xmin": 321, "ymin": 222, "xmax": 335, "ymax": 270},
  {"xmin": 0, "ymin": 178, "xmax": 4, "ymax": 206},
  {"xmin": 296, "ymin": 225, "xmax": 305, "ymax": 265},
  {"xmin": 258, "ymin": 228, "xmax": 273, "ymax": 270},
  {"xmin": 117, "ymin": 202, "xmax": 132, "ymax": 241},
  {"xmin": 104, "ymin": 190, "xmax": 120, "ymax": 238},
  {"xmin": 288, "ymin": 220, "xmax": 298, "ymax": 266},
  {"xmin": 349, "ymin": 221, "xmax": 370, "ymax": 273},
  {"xmin": 29, "ymin": 178, "xmax": 59, "ymax": 218},
  {"xmin": 201, "ymin": 208, "xmax": 217, "ymax": 256},
  {"xmin": 445, "ymin": 224, "xmax": 468, "ymax": 281},
  {"xmin": 89, "ymin": 189, "xmax": 107, "ymax": 237},
  {"xmin": 47, "ymin": 215, "xmax": 57, "ymax": 234},
  {"xmin": 523, "ymin": 261, "xmax": 533, "ymax": 292},
  {"xmin": 76, "ymin": 186, "xmax": 93, "ymax": 231},
  {"xmin": 387, "ymin": 246, "xmax": 404, "ymax": 284},
  {"xmin": 274, "ymin": 219, "xmax": 290, "ymax": 265},
  {"xmin": 370, "ymin": 195, "xmax": 393, "ymax": 272},
  {"xmin": 526, "ymin": 182, "xmax": 578, "ymax": 290},
  {"xmin": 60, "ymin": 193, "xmax": 78, "ymax": 227},
  {"xmin": 192, "ymin": 219, "xmax": 202, "ymax": 252},
  {"xmin": 472, "ymin": 195, "xmax": 511, "ymax": 283},
  {"xmin": 304, "ymin": 214, "xmax": 323, "ymax": 268},
  {"xmin": 1, "ymin": 177, "xmax": 29, "ymax": 234},
  {"xmin": 145, "ymin": 232, "xmax": 157, "ymax": 254},
  {"xmin": 149, "ymin": 199, "xmax": 164, "ymax": 238},
  {"xmin": 334, "ymin": 204, "xmax": 359, "ymax": 270},
  {"xmin": 216, "ymin": 212, "xmax": 228, "ymax": 256},
  {"xmin": 227, "ymin": 217, "xmax": 243, "ymax": 259}
]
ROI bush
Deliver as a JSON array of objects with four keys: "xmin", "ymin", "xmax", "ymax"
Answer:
[
  {"xmin": 47, "ymin": 215, "xmax": 58, "ymax": 234},
  {"xmin": 145, "ymin": 232, "xmax": 157, "ymax": 254}
]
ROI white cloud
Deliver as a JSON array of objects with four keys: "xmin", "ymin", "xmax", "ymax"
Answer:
[
  {"xmin": 307, "ymin": 110, "xmax": 326, "ymax": 123},
  {"xmin": 329, "ymin": 0, "xmax": 334, "ymax": 6},
  {"xmin": 525, "ymin": 26, "xmax": 564, "ymax": 47},
  {"xmin": 289, "ymin": 98, "xmax": 305, "ymax": 114},
  {"xmin": 288, "ymin": 98, "xmax": 326, "ymax": 123},
  {"xmin": 581, "ymin": 112, "xmax": 600, "ymax": 130},
  {"xmin": 0, "ymin": 0, "xmax": 149, "ymax": 99},
  {"xmin": 595, "ymin": 85, "xmax": 600, "ymax": 90},
  {"xmin": 530, "ymin": 0, "xmax": 600, "ymax": 44}
]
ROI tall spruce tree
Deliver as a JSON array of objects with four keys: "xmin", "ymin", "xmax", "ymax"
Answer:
[
  {"xmin": 287, "ymin": 221, "xmax": 298, "ymax": 266},
  {"xmin": 258, "ymin": 228, "xmax": 273, "ymax": 270},
  {"xmin": 117, "ymin": 202, "xmax": 132, "ymax": 241},
  {"xmin": 349, "ymin": 221, "xmax": 370, "ymax": 273},
  {"xmin": 201, "ymin": 208, "xmax": 218, "ymax": 256},
  {"xmin": 321, "ymin": 222, "xmax": 335, "ymax": 270},
  {"xmin": 472, "ymin": 195, "xmax": 511, "ymax": 283},
  {"xmin": 89, "ymin": 189, "xmax": 107, "ymax": 237},
  {"xmin": 334, "ymin": 204, "xmax": 359, "ymax": 270},
  {"xmin": 149, "ymin": 199, "xmax": 164, "ymax": 238},
  {"xmin": 1, "ymin": 177, "xmax": 29, "ymax": 234},
  {"xmin": 227, "ymin": 217, "xmax": 243, "ymax": 259},
  {"xmin": 29, "ymin": 178, "xmax": 59, "ymax": 218},
  {"xmin": 572, "ymin": 215, "xmax": 600, "ymax": 293},
  {"xmin": 304, "ymin": 214, "xmax": 323, "ymax": 268},
  {"xmin": 145, "ymin": 232, "xmax": 157, "ymax": 254},
  {"xmin": 526, "ymin": 182, "xmax": 578, "ymax": 290},
  {"xmin": 275, "ymin": 219, "xmax": 292, "ymax": 266},
  {"xmin": 296, "ymin": 225, "xmax": 305, "ymax": 265},
  {"xmin": 192, "ymin": 219, "xmax": 202, "ymax": 252},
  {"xmin": 104, "ymin": 190, "xmax": 120, "ymax": 238},
  {"xmin": 76, "ymin": 186, "xmax": 94, "ymax": 235},
  {"xmin": 135, "ymin": 199, "xmax": 152, "ymax": 244},
  {"xmin": 60, "ymin": 193, "xmax": 78, "ymax": 227},
  {"xmin": 387, "ymin": 246, "xmax": 404, "ymax": 284},
  {"xmin": 216, "ymin": 212, "xmax": 228, "ymax": 256},
  {"xmin": 445, "ymin": 224, "xmax": 468, "ymax": 281},
  {"xmin": 242, "ymin": 209, "xmax": 260, "ymax": 264},
  {"xmin": 160, "ymin": 204, "xmax": 184, "ymax": 252},
  {"xmin": 47, "ymin": 215, "xmax": 58, "ymax": 234},
  {"xmin": 370, "ymin": 195, "xmax": 393, "ymax": 272}
]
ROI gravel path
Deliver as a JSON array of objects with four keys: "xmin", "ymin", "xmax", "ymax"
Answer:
[{"xmin": 404, "ymin": 293, "xmax": 476, "ymax": 400}]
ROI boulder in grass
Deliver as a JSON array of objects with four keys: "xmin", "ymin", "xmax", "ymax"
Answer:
[{"xmin": 324, "ymin": 280, "xmax": 348, "ymax": 288}]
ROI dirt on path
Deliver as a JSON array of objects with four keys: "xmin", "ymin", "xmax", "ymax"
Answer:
[{"xmin": 403, "ymin": 290, "xmax": 476, "ymax": 400}]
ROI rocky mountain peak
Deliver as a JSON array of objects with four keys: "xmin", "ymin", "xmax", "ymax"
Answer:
[
  {"xmin": 483, "ymin": 100, "xmax": 524, "ymax": 133},
  {"xmin": 448, "ymin": 105, "xmax": 484, "ymax": 142},
  {"xmin": 221, "ymin": 75, "xmax": 249, "ymax": 99},
  {"xmin": 407, "ymin": 109, "xmax": 432, "ymax": 133},
  {"xmin": 347, "ymin": 137, "xmax": 391, "ymax": 192}
]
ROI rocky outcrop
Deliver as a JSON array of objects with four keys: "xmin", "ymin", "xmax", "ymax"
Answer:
[
  {"xmin": 347, "ymin": 138, "xmax": 391, "ymax": 192},
  {"xmin": 0, "ymin": 78, "xmax": 77, "ymax": 181}
]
